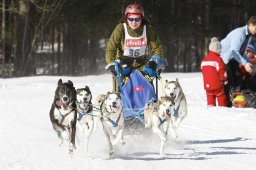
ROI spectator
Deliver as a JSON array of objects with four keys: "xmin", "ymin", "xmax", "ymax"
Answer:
[
  {"xmin": 220, "ymin": 16, "xmax": 256, "ymax": 107},
  {"xmin": 201, "ymin": 37, "xmax": 227, "ymax": 107}
]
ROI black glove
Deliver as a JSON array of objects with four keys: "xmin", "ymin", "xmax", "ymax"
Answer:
[
  {"xmin": 144, "ymin": 61, "xmax": 158, "ymax": 77},
  {"xmin": 108, "ymin": 65, "xmax": 117, "ymax": 76},
  {"xmin": 146, "ymin": 60, "xmax": 158, "ymax": 70}
]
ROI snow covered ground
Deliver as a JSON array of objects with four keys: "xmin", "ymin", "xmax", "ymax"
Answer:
[{"xmin": 0, "ymin": 72, "xmax": 256, "ymax": 170}]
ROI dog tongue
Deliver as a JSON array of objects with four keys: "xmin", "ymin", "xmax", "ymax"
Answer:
[
  {"xmin": 165, "ymin": 111, "xmax": 171, "ymax": 118},
  {"xmin": 56, "ymin": 100, "xmax": 65, "ymax": 106}
]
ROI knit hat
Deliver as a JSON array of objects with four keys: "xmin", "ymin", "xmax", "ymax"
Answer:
[{"xmin": 209, "ymin": 37, "xmax": 222, "ymax": 54}]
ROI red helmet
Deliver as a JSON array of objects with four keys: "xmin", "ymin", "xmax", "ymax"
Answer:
[{"xmin": 125, "ymin": 3, "xmax": 144, "ymax": 16}]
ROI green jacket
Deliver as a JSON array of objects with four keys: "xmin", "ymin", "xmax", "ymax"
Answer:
[{"xmin": 105, "ymin": 22, "xmax": 164, "ymax": 65}]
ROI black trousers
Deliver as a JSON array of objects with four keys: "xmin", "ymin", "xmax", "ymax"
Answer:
[{"xmin": 224, "ymin": 59, "xmax": 244, "ymax": 107}]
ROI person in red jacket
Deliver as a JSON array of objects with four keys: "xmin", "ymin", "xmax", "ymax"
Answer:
[{"xmin": 201, "ymin": 37, "xmax": 228, "ymax": 107}]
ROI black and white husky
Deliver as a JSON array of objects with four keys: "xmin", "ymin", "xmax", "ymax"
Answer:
[
  {"xmin": 49, "ymin": 79, "xmax": 77, "ymax": 154},
  {"xmin": 164, "ymin": 78, "xmax": 187, "ymax": 138},
  {"xmin": 95, "ymin": 92, "xmax": 124, "ymax": 157},
  {"xmin": 76, "ymin": 86, "xmax": 94, "ymax": 151},
  {"xmin": 144, "ymin": 96, "xmax": 175, "ymax": 156}
]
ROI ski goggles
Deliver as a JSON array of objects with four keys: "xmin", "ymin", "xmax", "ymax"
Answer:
[{"xmin": 127, "ymin": 17, "xmax": 141, "ymax": 22}]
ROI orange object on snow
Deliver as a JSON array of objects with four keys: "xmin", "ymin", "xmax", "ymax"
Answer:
[{"xmin": 232, "ymin": 93, "xmax": 247, "ymax": 108}]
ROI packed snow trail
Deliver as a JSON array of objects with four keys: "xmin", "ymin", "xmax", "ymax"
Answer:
[{"xmin": 0, "ymin": 73, "xmax": 256, "ymax": 170}]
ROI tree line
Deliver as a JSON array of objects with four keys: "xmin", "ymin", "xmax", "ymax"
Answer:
[{"xmin": 0, "ymin": 0, "xmax": 255, "ymax": 77}]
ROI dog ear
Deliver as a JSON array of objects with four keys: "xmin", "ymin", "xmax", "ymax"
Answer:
[
  {"xmin": 160, "ymin": 96, "xmax": 164, "ymax": 101},
  {"xmin": 76, "ymin": 89, "xmax": 81, "ymax": 94},
  {"xmin": 176, "ymin": 78, "xmax": 179, "ymax": 82},
  {"xmin": 58, "ymin": 79, "xmax": 63, "ymax": 85},
  {"xmin": 164, "ymin": 79, "xmax": 169, "ymax": 87},
  {"xmin": 97, "ymin": 94, "xmax": 106, "ymax": 103},
  {"xmin": 105, "ymin": 91, "xmax": 110, "ymax": 98},
  {"xmin": 154, "ymin": 100, "xmax": 160, "ymax": 109},
  {"xmin": 158, "ymin": 97, "xmax": 164, "ymax": 105},
  {"xmin": 116, "ymin": 92, "xmax": 121, "ymax": 98},
  {"xmin": 67, "ymin": 80, "xmax": 74, "ymax": 87},
  {"xmin": 85, "ymin": 86, "xmax": 91, "ymax": 93}
]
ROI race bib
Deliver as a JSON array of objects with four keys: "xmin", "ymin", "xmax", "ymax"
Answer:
[{"xmin": 123, "ymin": 23, "xmax": 147, "ymax": 58}]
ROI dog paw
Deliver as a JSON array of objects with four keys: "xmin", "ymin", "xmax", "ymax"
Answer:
[
  {"xmin": 58, "ymin": 137, "xmax": 64, "ymax": 147},
  {"xmin": 171, "ymin": 134, "xmax": 178, "ymax": 140},
  {"xmin": 120, "ymin": 140, "xmax": 126, "ymax": 145},
  {"xmin": 62, "ymin": 131, "xmax": 70, "ymax": 141},
  {"xmin": 112, "ymin": 134, "xmax": 124, "ymax": 146},
  {"xmin": 173, "ymin": 124, "xmax": 179, "ymax": 129},
  {"xmin": 171, "ymin": 132, "xmax": 178, "ymax": 139},
  {"xmin": 69, "ymin": 150, "xmax": 74, "ymax": 157},
  {"xmin": 159, "ymin": 150, "xmax": 166, "ymax": 157},
  {"xmin": 109, "ymin": 150, "xmax": 114, "ymax": 157},
  {"xmin": 69, "ymin": 143, "xmax": 75, "ymax": 152},
  {"xmin": 170, "ymin": 127, "xmax": 178, "ymax": 139}
]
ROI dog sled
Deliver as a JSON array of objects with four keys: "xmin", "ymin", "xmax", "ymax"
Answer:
[{"xmin": 106, "ymin": 58, "xmax": 167, "ymax": 135}]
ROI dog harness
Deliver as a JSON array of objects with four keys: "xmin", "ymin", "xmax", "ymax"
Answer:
[
  {"xmin": 173, "ymin": 105, "xmax": 180, "ymax": 117},
  {"xmin": 77, "ymin": 105, "xmax": 93, "ymax": 121},
  {"xmin": 107, "ymin": 117, "xmax": 119, "ymax": 127},
  {"xmin": 158, "ymin": 112, "xmax": 171, "ymax": 128},
  {"xmin": 100, "ymin": 102, "xmax": 122, "ymax": 127},
  {"xmin": 158, "ymin": 117, "xmax": 166, "ymax": 128},
  {"xmin": 55, "ymin": 99, "xmax": 77, "ymax": 124},
  {"xmin": 58, "ymin": 108, "xmax": 76, "ymax": 124},
  {"xmin": 145, "ymin": 102, "xmax": 170, "ymax": 128}
]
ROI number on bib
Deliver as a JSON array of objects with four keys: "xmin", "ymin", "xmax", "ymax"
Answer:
[{"xmin": 129, "ymin": 49, "xmax": 140, "ymax": 57}]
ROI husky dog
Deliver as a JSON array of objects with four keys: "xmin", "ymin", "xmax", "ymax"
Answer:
[
  {"xmin": 49, "ymin": 79, "xmax": 77, "ymax": 154},
  {"xmin": 164, "ymin": 78, "xmax": 187, "ymax": 137},
  {"xmin": 96, "ymin": 92, "xmax": 124, "ymax": 157},
  {"xmin": 76, "ymin": 86, "xmax": 94, "ymax": 151},
  {"xmin": 144, "ymin": 96, "xmax": 175, "ymax": 156}
]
